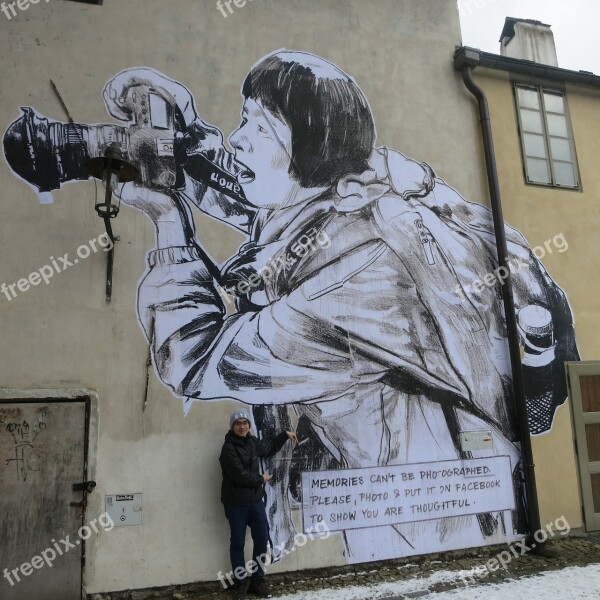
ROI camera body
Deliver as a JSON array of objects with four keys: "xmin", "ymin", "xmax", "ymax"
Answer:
[{"xmin": 117, "ymin": 82, "xmax": 182, "ymax": 189}]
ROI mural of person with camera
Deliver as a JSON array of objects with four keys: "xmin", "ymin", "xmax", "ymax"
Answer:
[{"xmin": 3, "ymin": 50, "xmax": 579, "ymax": 565}]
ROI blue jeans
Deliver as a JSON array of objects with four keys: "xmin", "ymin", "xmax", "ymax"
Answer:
[{"xmin": 224, "ymin": 502, "xmax": 269, "ymax": 582}]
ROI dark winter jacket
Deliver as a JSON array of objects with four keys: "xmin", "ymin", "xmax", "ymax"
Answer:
[{"xmin": 219, "ymin": 430, "xmax": 289, "ymax": 505}]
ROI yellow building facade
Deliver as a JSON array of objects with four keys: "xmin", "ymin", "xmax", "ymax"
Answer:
[{"xmin": 457, "ymin": 18, "xmax": 600, "ymax": 535}]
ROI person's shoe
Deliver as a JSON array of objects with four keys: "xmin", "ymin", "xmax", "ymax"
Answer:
[
  {"xmin": 247, "ymin": 577, "xmax": 273, "ymax": 598},
  {"xmin": 230, "ymin": 578, "xmax": 248, "ymax": 600}
]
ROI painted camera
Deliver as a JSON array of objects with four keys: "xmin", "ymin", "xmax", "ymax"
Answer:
[{"xmin": 3, "ymin": 83, "xmax": 248, "ymax": 202}]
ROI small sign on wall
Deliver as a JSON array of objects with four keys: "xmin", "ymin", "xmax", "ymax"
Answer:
[
  {"xmin": 105, "ymin": 493, "xmax": 142, "ymax": 527},
  {"xmin": 460, "ymin": 430, "xmax": 494, "ymax": 452}
]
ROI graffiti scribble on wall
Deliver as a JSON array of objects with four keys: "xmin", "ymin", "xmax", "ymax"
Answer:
[{"xmin": 0, "ymin": 410, "xmax": 46, "ymax": 481}]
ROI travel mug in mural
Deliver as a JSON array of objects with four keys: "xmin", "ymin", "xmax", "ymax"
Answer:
[
  {"xmin": 517, "ymin": 305, "xmax": 556, "ymax": 366},
  {"xmin": 518, "ymin": 305, "xmax": 560, "ymax": 434}
]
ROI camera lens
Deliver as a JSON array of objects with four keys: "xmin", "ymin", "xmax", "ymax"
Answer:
[{"xmin": 4, "ymin": 108, "xmax": 129, "ymax": 195}]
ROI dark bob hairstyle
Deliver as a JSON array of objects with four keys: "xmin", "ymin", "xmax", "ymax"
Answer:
[{"xmin": 241, "ymin": 51, "xmax": 376, "ymax": 188}]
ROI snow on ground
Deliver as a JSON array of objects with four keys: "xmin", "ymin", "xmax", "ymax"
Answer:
[{"xmin": 274, "ymin": 563, "xmax": 600, "ymax": 599}]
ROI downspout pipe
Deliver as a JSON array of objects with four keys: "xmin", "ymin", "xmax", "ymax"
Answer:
[{"xmin": 454, "ymin": 52, "xmax": 542, "ymax": 543}]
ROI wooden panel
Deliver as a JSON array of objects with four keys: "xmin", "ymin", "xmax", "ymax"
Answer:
[
  {"xmin": 585, "ymin": 424, "xmax": 600, "ymax": 463},
  {"xmin": 581, "ymin": 375, "xmax": 600, "ymax": 413},
  {"xmin": 0, "ymin": 402, "xmax": 86, "ymax": 600},
  {"xmin": 592, "ymin": 474, "xmax": 600, "ymax": 514}
]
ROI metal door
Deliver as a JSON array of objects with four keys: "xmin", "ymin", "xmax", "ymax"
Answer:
[
  {"xmin": 0, "ymin": 399, "xmax": 88, "ymax": 600},
  {"xmin": 567, "ymin": 362, "xmax": 600, "ymax": 532}
]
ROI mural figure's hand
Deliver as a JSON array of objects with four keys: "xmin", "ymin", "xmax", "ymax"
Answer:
[
  {"xmin": 262, "ymin": 473, "xmax": 272, "ymax": 482},
  {"xmin": 103, "ymin": 67, "xmax": 198, "ymax": 126},
  {"xmin": 286, "ymin": 431, "xmax": 298, "ymax": 443},
  {"xmin": 103, "ymin": 67, "xmax": 227, "ymax": 164},
  {"xmin": 114, "ymin": 182, "xmax": 195, "ymax": 248},
  {"xmin": 115, "ymin": 182, "xmax": 178, "ymax": 219}
]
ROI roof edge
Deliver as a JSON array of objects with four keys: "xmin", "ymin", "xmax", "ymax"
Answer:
[{"xmin": 454, "ymin": 46, "xmax": 600, "ymax": 89}]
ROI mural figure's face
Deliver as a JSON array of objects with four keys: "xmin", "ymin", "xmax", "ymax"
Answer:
[
  {"xmin": 229, "ymin": 98, "xmax": 299, "ymax": 210},
  {"xmin": 232, "ymin": 418, "xmax": 250, "ymax": 438}
]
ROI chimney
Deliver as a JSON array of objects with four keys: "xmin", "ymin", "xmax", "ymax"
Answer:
[{"xmin": 499, "ymin": 17, "xmax": 558, "ymax": 66}]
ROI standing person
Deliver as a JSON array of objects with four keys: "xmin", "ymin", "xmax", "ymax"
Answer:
[{"xmin": 220, "ymin": 409, "xmax": 297, "ymax": 599}]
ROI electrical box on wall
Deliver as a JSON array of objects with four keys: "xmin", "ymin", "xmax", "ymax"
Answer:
[
  {"xmin": 105, "ymin": 493, "xmax": 142, "ymax": 526},
  {"xmin": 460, "ymin": 430, "xmax": 494, "ymax": 452}
]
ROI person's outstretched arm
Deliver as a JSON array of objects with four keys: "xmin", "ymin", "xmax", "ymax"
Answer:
[{"xmin": 256, "ymin": 431, "xmax": 297, "ymax": 458}]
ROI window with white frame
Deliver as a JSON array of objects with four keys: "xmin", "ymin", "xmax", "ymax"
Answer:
[{"xmin": 514, "ymin": 84, "xmax": 580, "ymax": 189}]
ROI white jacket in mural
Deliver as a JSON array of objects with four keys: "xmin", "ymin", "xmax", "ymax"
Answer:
[{"xmin": 136, "ymin": 148, "xmax": 577, "ymax": 561}]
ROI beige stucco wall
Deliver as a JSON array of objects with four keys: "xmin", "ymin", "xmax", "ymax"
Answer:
[
  {"xmin": 0, "ymin": 0, "xmax": 490, "ymax": 593},
  {"xmin": 474, "ymin": 66, "xmax": 600, "ymax": 531}
]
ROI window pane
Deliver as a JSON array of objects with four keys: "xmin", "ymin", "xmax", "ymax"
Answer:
[
  {"xmin": 543, "ymin": 92, "xmax": 565, "ymax": 114},
  {"xmin": 523, "ymin": 133, "xmax": 547, "ymax": 158},
  {"xmin": 526, "ymin": 157, "xmax": 551, "ymax": 183},
  {"xmin": 550, "ymin": 137, "xmax": 573, "ymax": 162},
  {"xmin": 547, "ymin": 114, "xmax": 569, "ymax": 137},
  {"xmin": 517, "ymin": 86, "xmax": 579, "ymax": 189},
  {"xmin": 520, "ymin": 108, "xmax": 544, "ymax": 134},
  {"xmin": 517, "ymin": 87, "xmax": 540, "ymax": 109},
  {"xmin": 553, "ymin": 161, "xmax": 577, "ymax": 186}
]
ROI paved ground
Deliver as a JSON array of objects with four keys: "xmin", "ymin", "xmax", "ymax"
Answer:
[{"xmin": 88, "ymin": 532, "xmax": 600, "ymax": 600}]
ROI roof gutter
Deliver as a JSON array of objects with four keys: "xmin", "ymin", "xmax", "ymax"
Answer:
[
  {"xmin": 453, "ymin": 46, "xmax": 543, "ymax": 543},
  {"xmin": 454, "ymin": 45, "xmax": 600, "ymax": 88}
]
